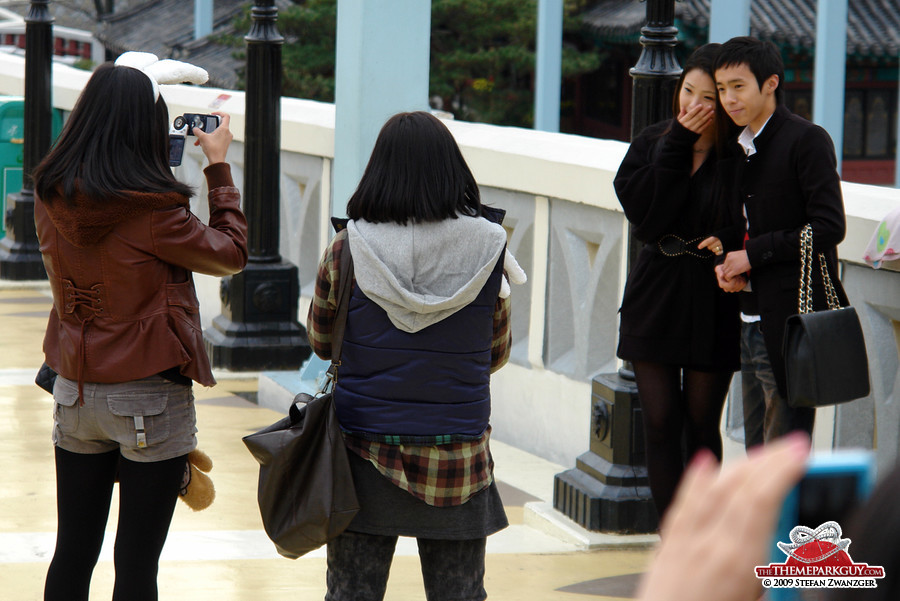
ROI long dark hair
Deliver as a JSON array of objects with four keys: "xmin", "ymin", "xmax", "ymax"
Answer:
[
  {"xmin": 671, "ymin": 43, "xmax": 720, "ymax": 119},
  {"xmin": 346, "ymin": 111, "xmax": 481, "ymax": 225},
  {"xmin": 667, "ymin": 43, "xmax": 736, "ymax": 153},
  {"xmin": 659, "ymin": 44, "xmax": 739, "ymax": 234},
  {"xmin": 34, "ymin": 62, "xmax": 193, "ymax": 204}
]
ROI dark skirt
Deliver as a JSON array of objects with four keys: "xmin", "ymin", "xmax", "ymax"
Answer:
[{"xmin": 344, "ymin": 451, "xmax": 509, "ymax": 540}]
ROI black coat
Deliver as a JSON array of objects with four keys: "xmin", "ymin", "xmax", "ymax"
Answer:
[
  {"xmin": 725, "ymin": 104, "xmax": 848, "ymax": 395},
  {"xmin": 614, "ymin": 119, "xmax": 740, "ymax": 371}
]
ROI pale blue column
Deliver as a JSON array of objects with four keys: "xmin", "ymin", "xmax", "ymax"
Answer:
[
  {"xmin": 332, "ymin": 0, "xmax": 431, "ymax": 217},
  {"xmin": 534, "ymin": 0, "xmax": 562, "ymax": 132},
  {"xmin": 813, "ymin": 0, "xmax": 848, "ymax": 175},
  {"xmin": 301, "ymin": 1, "xmax": 430, "ymax": 386},
  {"xmin": 708, "ymin": 0, "xmax": 750, "ymax": 43},
  {"xmin": 194, "ymin": 0, "xmax": 213, "ymax": 40}
]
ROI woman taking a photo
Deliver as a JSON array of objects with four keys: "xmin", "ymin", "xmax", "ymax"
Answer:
[
  {"xmin": 308, "ymin": 111, "xmax": 523, "ymax": 601},
  {"xmin": 34, "ymin": 58, "xmax": 247, "ymax": 600},
  {"xmin": 614, "ymin": 43, "xmax": 740, "ymax": 521}
]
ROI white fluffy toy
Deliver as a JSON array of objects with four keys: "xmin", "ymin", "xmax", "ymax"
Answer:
[
  {"xmin": 114, "ymin": 51, "xmax": 209, "ymax": 100},
  {"xmin": 499, "ymin": 249, "xmax": 527, "ymax": 299}
]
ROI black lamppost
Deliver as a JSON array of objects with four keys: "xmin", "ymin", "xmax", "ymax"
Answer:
[
  {"xmin": 203, "ymin": 0, "xmax": 311, "ymax": 370},
  {"xmin": 553, "ymin": 0, "xmax": 680, "ymax": 534},
  {"xmin": 629, "ymin": 0, "xmax": 681, "ymax": 140},
  {"xmin": 0, "ymin": 0, "xmax": 53, "ymax": 280},
  {"xmin": 625, "ymin": 0, "xmax": 682, "ymax": 287}
]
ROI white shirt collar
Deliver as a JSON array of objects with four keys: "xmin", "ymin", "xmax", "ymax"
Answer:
[{"xmin": 737, "ymin": 114, "xmax": 774, "ymax": 157}]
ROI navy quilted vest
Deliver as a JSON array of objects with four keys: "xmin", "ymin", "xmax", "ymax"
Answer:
[{"xmin": 334, "ymin": 250, "xmax": 505, "ymax": 437}]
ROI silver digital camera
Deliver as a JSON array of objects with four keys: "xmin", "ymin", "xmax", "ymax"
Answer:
[
  {"xmin": 173, "ymin": 113, "xmax": 220, "ymax": 136},
  {"xmin": 169, "ymin": 114, "xmax": 220, "ymax": 167}
]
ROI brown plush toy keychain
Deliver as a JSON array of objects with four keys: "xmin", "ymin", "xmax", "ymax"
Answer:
[{"xmin": 179, "ymin": 448, "xmax": 215, "ymax": 511}]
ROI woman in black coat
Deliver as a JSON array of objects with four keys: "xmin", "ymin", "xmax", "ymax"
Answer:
[{"xmin": 614, "ymin": 44, "xmax": 740, "ymax": 520}]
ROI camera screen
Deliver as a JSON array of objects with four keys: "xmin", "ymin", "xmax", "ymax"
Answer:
[
  {"xmin": 797, "ymin": 473, "xmax": 863, "ymax": 531},
  {"xmin": 169, "ymin": 135, "xmax": 185, "ymax": 167}
]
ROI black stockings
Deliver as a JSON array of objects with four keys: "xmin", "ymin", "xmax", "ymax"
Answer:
[
  {"xmin": 632, "ymin": 361, "xmax": 733, "ymax": 521},
  {"xmin": 44, "ymin": 447, "xmax": 187, "ymax": 601}
]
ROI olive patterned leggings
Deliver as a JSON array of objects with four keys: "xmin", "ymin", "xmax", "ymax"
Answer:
[{"xmin": 326, "ymin": 530, "xmax": 487, "ymax": 601}]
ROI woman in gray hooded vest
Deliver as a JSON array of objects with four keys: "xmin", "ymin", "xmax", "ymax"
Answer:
[{"xmin": 307, "ymin": 111, "xmax": 525, "ymax": 601}]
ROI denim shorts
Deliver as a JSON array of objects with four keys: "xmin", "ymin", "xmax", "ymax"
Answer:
[{"xmin": 52, "ymin": 374, "xmax": 197, "ymax": 462}]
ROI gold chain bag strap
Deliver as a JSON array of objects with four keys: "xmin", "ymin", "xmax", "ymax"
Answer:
[
  {"xmin": 783, "ymin": 225, "xmax": 870, "ymax": 408},
  {"xmin": 797, "ymin": 224, "xmax": 841, "ymax": 314}
]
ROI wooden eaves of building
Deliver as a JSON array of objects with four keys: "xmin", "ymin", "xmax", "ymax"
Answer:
[{"xmin": 574, "ymin": 0, "xmax": 899, "ymax": 185}]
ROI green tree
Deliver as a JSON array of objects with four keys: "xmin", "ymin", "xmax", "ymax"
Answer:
[
  {"xmin": 219, "ymin": 0, "xmax": 337, "ymax": 100},
  {"xmin": 224, "ymin": 0, "xmax": 599, "ymax": 128},
  {"xmin": 431, "ymin": 0, "xmax": 599, "ymax": 126},
  {"xmin": 278, "ymin": 0, "xmax": 338, "ymax": 101}
]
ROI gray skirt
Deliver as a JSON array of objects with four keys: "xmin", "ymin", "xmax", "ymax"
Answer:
[{"xmin": 345, "ymin": 451, "xmax": 508, "ymax": 540}]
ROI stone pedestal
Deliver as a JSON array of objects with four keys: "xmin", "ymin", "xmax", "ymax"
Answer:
[
  {"xmin": 203, "ymin": 1, "xmax": 310, "ymax": 370},
  {"xmin": 0, "ymin": 191, "xmax": 45, "ymax": 280},
  {"xmin": 553, "ymin": 373, "xmax": 658, "ymax": 533},
  {"xmin": 204, "ymin": 262, "xmax": 309, "ymax": 370}
]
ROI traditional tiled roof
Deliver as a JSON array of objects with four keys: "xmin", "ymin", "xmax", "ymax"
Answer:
[
  {"xmin": 172, "ymin": 37, "xmax": 245, "ymax": 91},
  {"xmin": 583, "ymin": 0, "xmax": 900, "ymax": 60},
  {"xmin": 580, "ymin": 1, "xmax": 648, "ymax": 44},
  {"xmin": 0, "ymin": 0, "xmax": 144, "ymax": 32},
  {"xmin": 94, "ymin": 0, "xmax": 248, "ymax": 88},
  {"xmin": 94, "ymin": 0, "xmax": 294, "ymax": 89},
  {"xmin": 0, "ymin": 0, "xmax": 277, "ymax": 88}
]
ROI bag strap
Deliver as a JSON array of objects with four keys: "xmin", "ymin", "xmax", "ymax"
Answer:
[
  {"xmin": 798, "ymin": 224, "xmax": 841, "ymax": 314},
  {"xmin": 323, "ymin": 238, "xmax": 354, "ymax": 388}
]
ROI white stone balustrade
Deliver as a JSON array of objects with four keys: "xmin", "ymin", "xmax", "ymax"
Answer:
[{"xmin": 5, "ymin": 54, "xmax": 900, "ymax": 473}]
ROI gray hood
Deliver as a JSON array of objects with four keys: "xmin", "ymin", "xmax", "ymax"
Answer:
[{"xmin": 347, "ymin": 216, "xmax": 507, "ymax": 333}]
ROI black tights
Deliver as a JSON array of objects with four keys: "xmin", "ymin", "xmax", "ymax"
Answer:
[
  {"xmin": 44, "ymin": 447, "xmax": 187, "ymax": 601},
  {"xmin": 632, "ymin": 361, "xmax": 733, "ymax": 522}
]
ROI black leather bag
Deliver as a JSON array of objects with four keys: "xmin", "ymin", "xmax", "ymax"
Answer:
[
  {"xmin": 35, "ymin": 362, "xmax": 58, "ymax": 395},
  {"xmin": 783, "ymin": 225, "xmax": 870, "ymax": 408},
  {"xmin": 243, "ymin": 387, "xmax": 359, "ymax": 559},
  {"xmin": 242, "ymin": 241, "xmax": 359, "ymax": 559}
]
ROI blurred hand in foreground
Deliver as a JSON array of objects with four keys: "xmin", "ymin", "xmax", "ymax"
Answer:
[{"xmin": 636, "ymin": 433, "xmax": 810, "ymax": 601}]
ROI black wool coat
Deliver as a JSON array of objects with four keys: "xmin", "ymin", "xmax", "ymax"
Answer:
[
  {"xmin": 724, "ymin": 104, "xmax": 849, "ymax": 395},
  {"xmin": 614, "ymin": 119, "xmax": 740, "ymax": 372}
]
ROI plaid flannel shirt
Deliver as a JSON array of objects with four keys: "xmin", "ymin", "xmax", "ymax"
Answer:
[{"xmin": 307, "ymin": 229, "xmax": 511, "ymax": 506}]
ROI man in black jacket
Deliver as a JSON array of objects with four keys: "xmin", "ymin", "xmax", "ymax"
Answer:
[{"xmin": 713, "ymin": 37, "xmax": 848, "ymax": 447}]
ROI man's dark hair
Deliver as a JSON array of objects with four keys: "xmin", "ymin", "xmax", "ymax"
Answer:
[
  {"xmin": 34, "ymin": 62, "xmax": 192, "ymax": 204},
  {"xmin": 714, "ymin": 36, "xmax": 784, "ymax": 104},
  {"xmin": 346, "ymin": 111, "xmax": 481, "ymax": 225}
]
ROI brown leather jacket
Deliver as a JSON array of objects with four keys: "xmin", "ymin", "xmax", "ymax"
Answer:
[{"xmin": 35, "ymin": 162, "xmax": 248, "ymax": 389}]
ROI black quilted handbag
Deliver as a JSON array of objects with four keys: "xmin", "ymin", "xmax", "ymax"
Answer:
[{"xmin": 783, "ymin": 225, "xmax": 870, "ymax": 408}]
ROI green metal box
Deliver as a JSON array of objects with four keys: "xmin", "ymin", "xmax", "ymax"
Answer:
[{"xmin": 0, "ymin": 97, "xmax": 62, "ymax": 238}]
